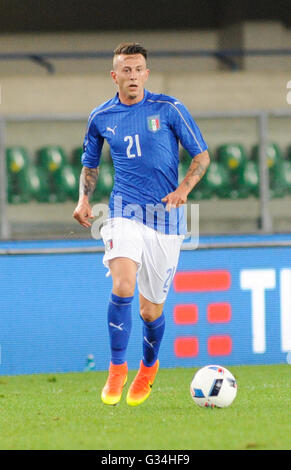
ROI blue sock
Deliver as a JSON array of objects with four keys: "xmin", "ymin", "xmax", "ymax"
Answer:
[
  {"xmin": 107, "ymin": 293, "xmax": 133, "ymax": 365},
  {"xmin": 141, "ymin": 313, "xmax": 165, "ymax": 367}
]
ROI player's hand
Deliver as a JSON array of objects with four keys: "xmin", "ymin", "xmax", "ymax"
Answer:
[
  {"xmin": 73, "ymin": 199, "xmax": 95, "ymax": 228},
  {"xmin": 161, "ymin": 188, "xmax": 188, "ymax": 211}
]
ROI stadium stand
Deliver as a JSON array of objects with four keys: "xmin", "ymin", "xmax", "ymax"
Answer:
[{"xmin": 6, "ymin": 141, "xmax": 291, "ymax": 204}]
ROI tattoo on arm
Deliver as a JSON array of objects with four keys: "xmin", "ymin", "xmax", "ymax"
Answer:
[
  {"xmin": 79, "ymin": 166, "xmax": 99, "ymax": 199},
  {"xmin": 183, "ymin": 151, "xmax": 210, "ymax": 191},
  {"xmin": 186, "ymin": 161, "xmax": 206, "ymax": 183}
]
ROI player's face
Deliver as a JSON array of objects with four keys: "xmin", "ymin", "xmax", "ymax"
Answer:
[{"xmin": 111, "ymin": 54, "xmax": 149, "ymax": 105}]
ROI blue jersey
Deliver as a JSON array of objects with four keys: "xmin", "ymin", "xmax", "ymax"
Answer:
[{"xmin": 82, "ymin": 89, "xmax": 208, "ymax": 235}]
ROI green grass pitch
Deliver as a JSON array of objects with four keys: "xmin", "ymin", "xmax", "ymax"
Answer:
[{"xmin": 0, "ymin": 364, "xmax": 290, "ymax": 450}]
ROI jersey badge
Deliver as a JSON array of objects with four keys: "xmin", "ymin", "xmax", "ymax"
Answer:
[
  {"xmin": 147, "ymin": 115, "xmax": 161, "ymax": 133},
  {"xmin": 105, "ymin": 239, "xmax": 113, "ymax": 251}
]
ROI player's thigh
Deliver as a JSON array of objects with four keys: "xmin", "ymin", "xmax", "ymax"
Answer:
[
  {"xmin": 137, "ymin": 228, "xmax": 184, "ymax": 304},
  {"xmin": 100, "ymin": 217, "xmax": 143, "ymax": 270}
]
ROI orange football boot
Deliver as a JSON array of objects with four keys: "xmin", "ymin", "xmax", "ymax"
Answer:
[
  {"xmin": 101, "ymin": 362, "xmax": 128, "ymax": 405},
  {"xmin": 126, "ymin": 360, "xmax": 159, "ymax": 406}
]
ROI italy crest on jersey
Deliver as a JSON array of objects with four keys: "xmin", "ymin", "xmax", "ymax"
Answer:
[
  {"xmin": 148, "ymin": 115, "xmax": 161, "ymax": 132},
  {"xmin": 105, "ymin": 239, "xmax": 113, "ymax": 251}
]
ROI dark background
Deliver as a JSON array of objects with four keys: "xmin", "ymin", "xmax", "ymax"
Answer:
[{"xmin": 0, "ymin": 0, "xmax": 289, "ymax": 32}]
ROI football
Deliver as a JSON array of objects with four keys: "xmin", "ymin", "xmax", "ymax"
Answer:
[{"xmin": 190, "ymin": 365, "xmax": 237, "ymax": 408}]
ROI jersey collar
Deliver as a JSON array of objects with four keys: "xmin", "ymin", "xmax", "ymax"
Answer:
[{"xmin": 114, "ymin": 89, "xmax": 150, "ymax": 107}]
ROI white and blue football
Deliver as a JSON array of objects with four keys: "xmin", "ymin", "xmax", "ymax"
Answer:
[{"xmin": 190, "ymin": 365, "xmax": 237, "ymax": 408}]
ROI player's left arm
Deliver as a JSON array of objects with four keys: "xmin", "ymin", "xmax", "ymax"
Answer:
[
  {"xmin": 162, "ymin": 100, "xmax": 210, "ymax": 211},
  {"xmin": 161, "ymin": 150, "xmax": 210, "ymax": 210}
]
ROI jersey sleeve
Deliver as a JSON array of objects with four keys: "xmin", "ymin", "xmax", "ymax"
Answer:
[
  {"xmin": 168, "ymin": 101, "xmax": 208, "ymax": 157},
  {"xmin": 81, "ymin": 113, "xmax": 104, "ymax": 168}
]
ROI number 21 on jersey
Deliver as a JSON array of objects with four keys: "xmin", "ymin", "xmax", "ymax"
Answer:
[{"xmin": 124, "ymin": 134, "xmax": 142, "ymax": 158}]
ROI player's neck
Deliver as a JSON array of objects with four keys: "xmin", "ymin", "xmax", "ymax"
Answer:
[{"xmin": 118, "ymin": 89, "xmax": 145, "ymax": 106}]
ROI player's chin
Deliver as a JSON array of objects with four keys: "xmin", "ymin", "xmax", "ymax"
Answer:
[
  {"xmin": 128, "ymin": 93, "xmax": 138, "ymax": 98},
  {"xmin": 127, "ymin": 87, "xmax": 139, "ymax": 98}
]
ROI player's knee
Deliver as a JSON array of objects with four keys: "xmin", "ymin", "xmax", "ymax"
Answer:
[
  {"xmin": 112, "ymin": 277, "xmax": 135, "ymax": 297},
  {"xmin": 140, "ymin": 307, "xmax": 161, "ymax": 323},
  {"xmin": 140, "ymin": 312, "xmax": 155, "ymax": 323}
]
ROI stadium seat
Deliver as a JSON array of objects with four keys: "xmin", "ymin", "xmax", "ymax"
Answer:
[
  {"xmin": 216, "ymin": 143, "xmax": 249, "ymax": 199},
  {"xmin": 25, "ymin": 166, "xmax": 51, "ymax": 202},
  {"xmin": 6, "ymin": 147, "xmax": 52, "ymax": 203},
  {"xmin": 6, "ymin": 146, "xmax": 33, "ymax": 203},
  {"xmin": 237, "ymin": 160, "xmax": 259, "ymax": 198},
  {"xmin": 6, "ymin": 172, "xmax": 22, "ymax": 204},
  {"xmin": 37, "ymin": 145, "xmax": 68, "ymax": 172},
  {"xmin": 248, "ymin": 142, "xmax": 285, "ymax": 198},
  {"xmin": 280, "ymin": 160, "xmax": 291, "ymax": 194},
  {"xmin": 201, "ymin": 161, "xmax": 231, "ymax": 199},
  {"xmin": 36, "ymin": 146, "xmax": 77, "ymax": 202},
  {"xmin": 6, "ymin": 146, "xmax": 30, "ymax": 174},
  {"xmin": 269, "ymin": 159, "xmax": 291, "ymax": 198},
  {"xmin": 54, "ymin": 164, "xmax": 79, "ymax": 201},
  {"xmin": 216, "ymin": 143, "xmax": 247, "ymax": 173},
  {"xmin": 251, "ymin": 142, "xmax": 283, "ymax": 170}
]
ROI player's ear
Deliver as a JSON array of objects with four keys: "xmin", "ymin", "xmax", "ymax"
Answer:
[{"xmin": 110, "ymin": 70, "xmax": 117, "ymax": 84}]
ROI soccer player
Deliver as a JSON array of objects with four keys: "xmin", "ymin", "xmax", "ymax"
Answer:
[{"xmin": 73, "ymin": 42, "xmax": 210, "ymax": 406}]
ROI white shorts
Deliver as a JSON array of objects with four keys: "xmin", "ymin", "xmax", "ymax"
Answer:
[{"xmin": 100, "ymin": 217, "xmax": 184, "ymax": 304}]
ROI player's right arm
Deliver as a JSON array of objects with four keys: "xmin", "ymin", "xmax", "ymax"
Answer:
[
  {"xmin": 73, "ymin": 109, "xmax": 104, "ymax": 228},
  {"xmin": 73, "ymin": 166, "xmax": 99, "ymax": 228}
]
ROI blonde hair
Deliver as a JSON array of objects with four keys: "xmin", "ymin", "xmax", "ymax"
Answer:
[{"xmin": 113, "ymin": 42, "xmax": 147, "ymax": 61}]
